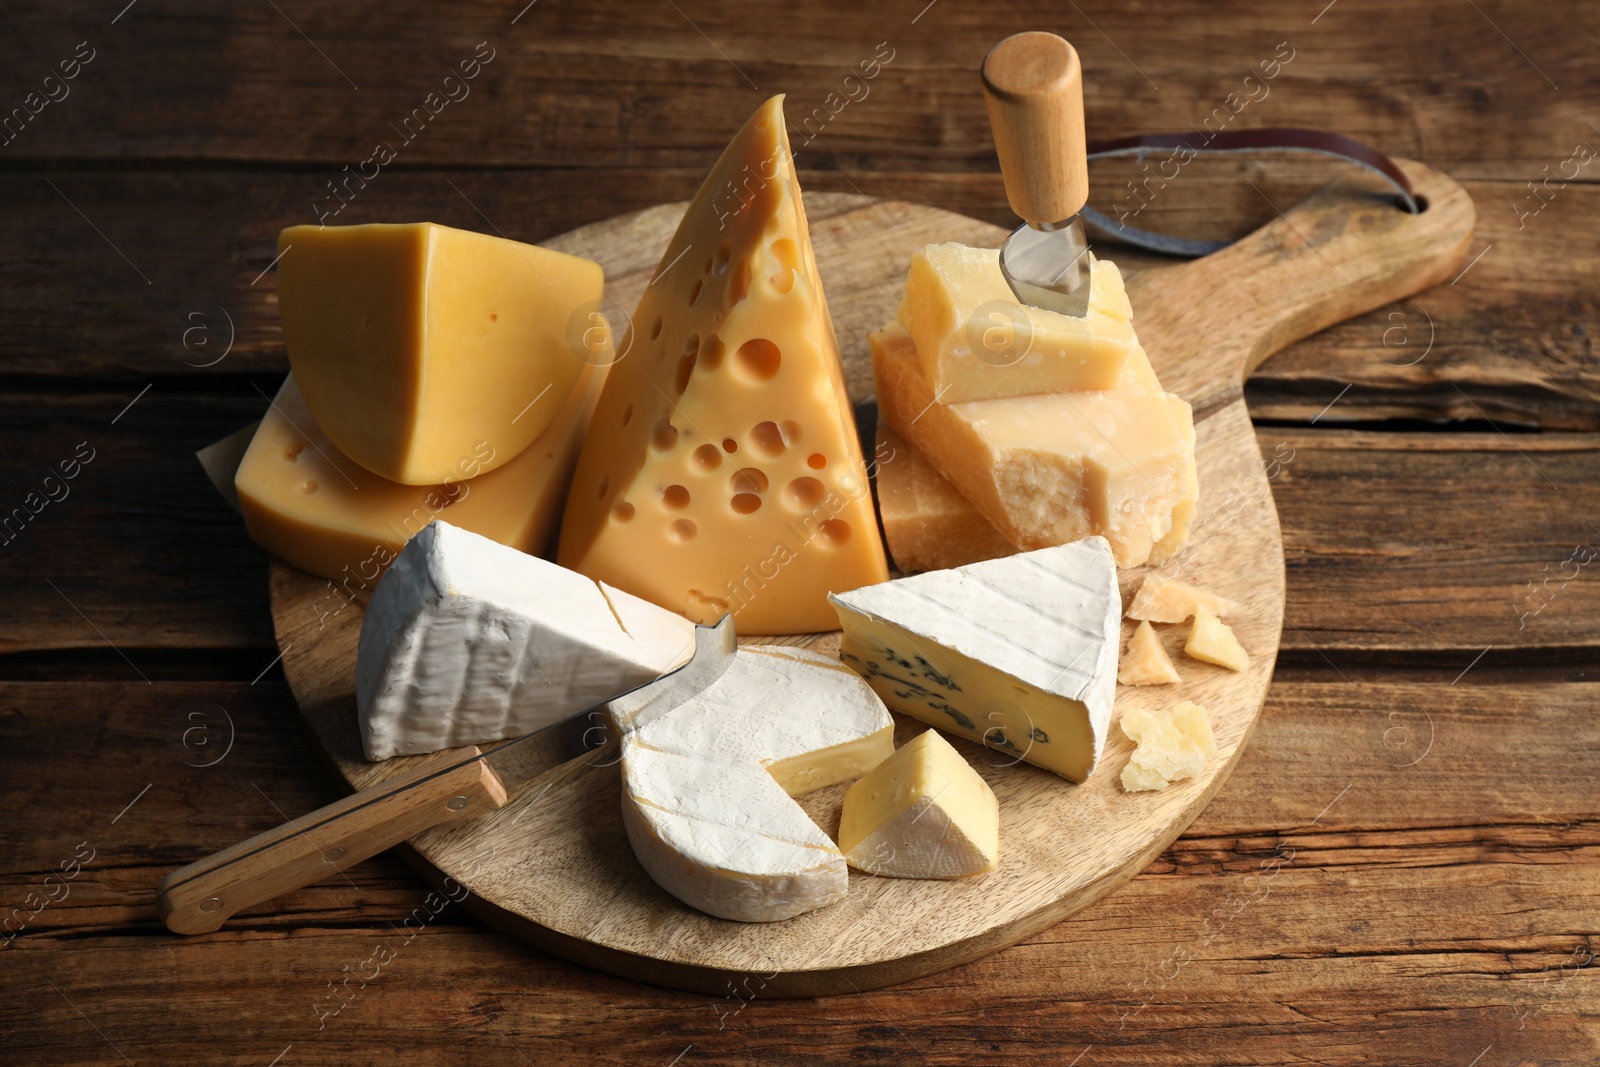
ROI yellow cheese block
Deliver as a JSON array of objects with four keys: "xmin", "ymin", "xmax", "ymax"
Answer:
[
  {"xmin": 899, "ymin": 244, "xmax": 1135, "ymax": 402},
  {"xmin": 1120, "ymin": 700, "xmax": 1217, "ymax": 791},
  {"xmin": 235, "ymin": 367, "xmax": 603, "ymax": 587},
  {"xmin": 838, "ymin": 730, "xmax": 999, "ymax": 880},
  {"xmin": 558, "ymin": 96, "xmax": 888, "ymax": 635},
  {"xmin": 871, "ymin": 320, "xmax": 1195, "ymax": 567},
  {"xmin": 1118, "ymin": 620, "xmax": 1182, "ymax": 686},
  {"xmin": 1128, "ymin": 575, "xmax": 1240, "ymax": 623},
  {"xmin": 1185, "ymin": 607, "xmax": 1250, "ymax": 672},
  {"xmin": 277, "ymin": 221, "xmax": 604, "ymax": 485},
  {"xmin": 875, "ymin": 424, "xmax": 1016, "ymax": 574}
]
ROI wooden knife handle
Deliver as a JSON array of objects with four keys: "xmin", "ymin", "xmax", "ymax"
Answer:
[
  {"xmin": 981, "ymin": 31, "xmax": 1090, "ymax": 226},
  {"xmin": 157, "ymin": 747, "xmax": 508, "ymax": 935}
]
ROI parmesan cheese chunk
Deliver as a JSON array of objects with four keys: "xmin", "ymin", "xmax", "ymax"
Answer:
[
  {"xmin": 1185, "ymin": 608, "xmax": 1250, "ymax": 672},
  {"xmin": 1119, "ymin": 701, "xmax": 1216, "ymax": 792},
  {"xmin": 1128, "ymin": 575, "xmax": 1239, "ymax": 623},
  {"xmin": 899, "ymin": 243, "xmax": 1135, "ymax": 402},
  {"xmin": 1118, "ymin": 620, "xmax": 1182, "ymax": 686}
]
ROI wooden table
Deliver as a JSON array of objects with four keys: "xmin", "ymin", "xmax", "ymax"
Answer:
[{"xmin": 3, "ymin": 3, "xmax": 1596, "ymax": 1063}]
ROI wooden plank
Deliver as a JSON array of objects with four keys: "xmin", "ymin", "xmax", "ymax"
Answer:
[
  {"xmin": 1267, "ymin": 428, "xmax": 1600, "ymax": 659},
  {"xmin": 1, "ymin": 168, "xmax": 1595, "ymax": 431},
  {"xmin": 2, "ymin": 676, "xmax": 1595, "ymax": 1063},
  {"xmin": 0, "ymin": 1, "xmax": 1589, "ymax": 180},
  {"xmin": 3, "ymin": 394, "xmax": 1596, "ymax": 658},
  {"xmin": 0, "ymin": 391, "xmax": 274, "ymax": 658}
]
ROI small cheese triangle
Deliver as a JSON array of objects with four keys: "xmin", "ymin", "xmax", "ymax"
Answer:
[
  {"xmin": 1128, "ymin": 575, "xmax": 1239, "ymax": 624},
  {"xmin": 839, "ymin": 730, "xmax": 999, "ymax": 879},
  {"xmin": 558, "ymin": 96, "xmax": 887, "ymax": 634},
  {"xmin": 1118, "ymin": 619, "xmax": 1182, "ymax": 686},
  {"xmin": 1185, "ymin": 607, "xmax": 1250, "ymax": 672}
]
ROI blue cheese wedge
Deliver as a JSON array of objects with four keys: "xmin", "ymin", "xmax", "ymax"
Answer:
[
  {"xmin": 612, "ymin": 646, "xmax": 893, "ymax": 922},
  {"xmin": 356, "ymin": 521, "xmax": 695, "ymax": 761},
  {"xmin": 829, "ymin": 537, "xmax": 1121, "ymax": 783}
]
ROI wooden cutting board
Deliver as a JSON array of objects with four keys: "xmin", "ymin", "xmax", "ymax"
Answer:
[{"xmin": 267, "ymin": 164, "xmax": 1474, "ymax": 997}]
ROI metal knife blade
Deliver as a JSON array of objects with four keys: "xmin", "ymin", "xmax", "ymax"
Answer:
[
  {"xmin": 462, "ymin": 613, "xmax": 742, "ymax": 795},
  {"xmin": 999, "ymin": 215, "xmax": 1092, "ymax": 318}
]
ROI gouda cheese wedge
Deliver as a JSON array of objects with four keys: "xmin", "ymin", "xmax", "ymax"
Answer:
[
  {"xmin": 235, "ymin": 367, "xmax": 602, "ymax": 587},
  {"xmin": 277, "ymin": 221, "xmax": 603, "ymax": 485}
]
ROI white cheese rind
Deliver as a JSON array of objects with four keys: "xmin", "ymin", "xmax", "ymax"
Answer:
[
  {"xmin": 830, "ymin": 537, "xmax": 1120, "ymax": 783},
  {"xmin": 613, "ymin": 645, "xmax": 893, "ymax": 922},
  {"xmin": 356, "ymin": 521, "xmax": 695, "ymax": 761},
  {"xmin": 839, "ymin": 730, "xmax": 999, "ymax": 880}
]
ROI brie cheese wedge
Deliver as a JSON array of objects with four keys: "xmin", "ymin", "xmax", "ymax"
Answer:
[
  {"xmin": 839, "ymin": 729, "xmax": 999, "ymax": 879},
  {"xmin": 830, "ymin": 537, "xmax": 1120, "ymax": 783},
  {"xmin": 356, "ymin": 521, "xmax": 695, "ymax": 761},
  {"xmin": 613, "ymin": 645, "xmax": 894, "ymax": 922}
]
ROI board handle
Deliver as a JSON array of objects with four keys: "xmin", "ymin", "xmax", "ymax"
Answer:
[
  {"xmin": 981, "ymin": 31, "xmax": 1089, "ymax": 226},
  {"xmin": 157, "ymin": 747, "xmax": 508, "ymax": 934},
  {"xmin": 1127, "ymin": 157, "xmax": 1478, "ymax": 415}
]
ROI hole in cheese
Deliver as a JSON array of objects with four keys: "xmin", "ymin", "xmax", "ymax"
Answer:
[
  {"xmin": 750, "ymin": 420, "xmax": 787, "ymax": 456},
  {"xmin": 649, "ymin": 315, "xmax": 664, "ymax": 340},
  {"xmin": 700, "ymin": 333, "xmax": 726, "ymax": 371},
  {"xmin": 736, "ymin": 338, "xmax": 781, "ymax": 381},
  {"xmin": 662, "ymin": 484, "xmax": 691, "ymax": 510},
  {"xmin": 489, "ymin": 313, "xmax": 498, "ymax": 322},
  {"xmin": 652, "ymin": 417, "xmax": 679, "ymax": 453},
  {"xmin": 713, "ymin": 239, "xmax": 731, "ymax": 274},
  {"xmin": 731, "ymin": 493, "xmax": 762, "ymax": 514},
  {"xmin": 299, "ymin": 479, "xmax": 318, "ymax": 495},
  {"xmin": 668, "ymin": 518, "xmax": 697, "ymax": 542},
  {"xmin": 597, "ymin": 475, "xmax": 609, "ymax": 499},
  {"xmin": 729, "ymin": 258, "xmax": 753, "ymax": 302},
  {"xmin": 785, "ymin": 476, "xmax": 825, "ymax": 510},
  {"xmin": 769, "ymin": 238, "xmax": 799, "ymax": 294},
  {"xmin": 693, "ymin": 444, "xmax": 722, "ymax": 472},
  {"xmin": 674, "ymin": 351, "xmax": 697, "ymax": 395},
  {"xmin": 614, "ymin": 501, "xmax": 635, "ymax": 522},
  {"xmin": 721, "ymin": 438, "xmax": 738, "ymax": 454},
  {"xmin": 817, "ymin": 519, "xmax": 851, "ymax": 546},
  {"xmin": 622, "ymin": 402, "xmax": 633, "ymax": 426},
  {"xmin": 807, "ymin": 452, "xmax": 827, "ymax": 470},
  {"xmin": 284, "ymin": 442, "xmax": 303, "ymax": 461},
  {"xmin": 688, "ymin": 278, "xmax": 704, "ymax": 306},
  {"xmin": 730, "ymin": 467, "xmax": 768, "ymax": 494}
]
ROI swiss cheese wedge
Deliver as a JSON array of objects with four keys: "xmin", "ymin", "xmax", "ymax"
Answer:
[{"xmin": 558, "ymin": 96, "xmax": 887, "ymax": 634}]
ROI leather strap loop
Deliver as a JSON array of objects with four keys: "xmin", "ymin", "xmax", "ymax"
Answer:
[{"xmin": 1080, "ymin": 127, "xmax": 1419, "ymax": 258}]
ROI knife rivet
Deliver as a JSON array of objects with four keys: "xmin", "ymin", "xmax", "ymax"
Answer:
[
  {"xmin": 199, "ymin": 896, "xmax": 224, "ymax": 912},
  {"xmin": 323, "ymin": 847, "xmax": 346, "ymax": 863},
  {"xmin": 447, "ymin": 795, "xmax": 469, "ymax": 811}
]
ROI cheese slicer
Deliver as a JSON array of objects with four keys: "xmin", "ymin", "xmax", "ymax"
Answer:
[
  {"xmin": 155, "ymin": 615, "xmax": 737, "ymax": 935},
  {"xmin": 981, "ymin": 31, "xmax": 1094, "ymax": 317}
]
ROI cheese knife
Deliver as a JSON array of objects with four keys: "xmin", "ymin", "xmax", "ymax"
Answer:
[
  {"xmin": 981, "ymin": 31, "xmax": 1094, "ymax": 317},
  {"xmin": 157, "ymin": 615, "xmax": 737, "ymax": 935}
]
